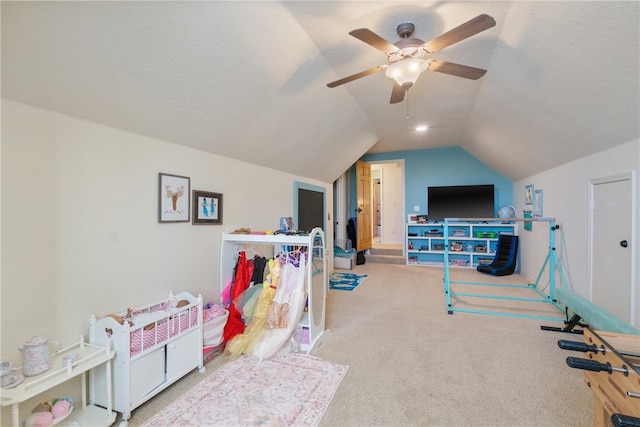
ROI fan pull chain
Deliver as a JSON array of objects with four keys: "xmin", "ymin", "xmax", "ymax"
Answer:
[{"xmin": 405, "ymin": 90, "xmax": 410, "ymax": 121}]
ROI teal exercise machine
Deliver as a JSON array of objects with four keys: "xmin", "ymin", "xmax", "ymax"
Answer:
[{"xmin": 443, "ymin": 217, "xmax": 567, "ymax": 322}]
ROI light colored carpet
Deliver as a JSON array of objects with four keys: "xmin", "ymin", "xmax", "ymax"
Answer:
[
  {"xmin": 127, "ymin": 263, "xmax": 593, "ymax": 427},
  {"xmin": 329, "ymin": 272, "xmax": 368, "ymax": 291},
  {"xmin": 140, "ymin": 353, "xmax": 347, "ymax": 427}
]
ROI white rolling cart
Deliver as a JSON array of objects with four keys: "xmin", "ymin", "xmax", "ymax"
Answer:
[{"xmin": 0, "ymin": 336, "xmax": 115, "ymax": 427}]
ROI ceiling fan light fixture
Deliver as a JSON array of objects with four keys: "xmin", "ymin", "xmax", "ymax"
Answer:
[{"xmin": 385, "ymin": 58, "xmax": 428, "ymax": 88}]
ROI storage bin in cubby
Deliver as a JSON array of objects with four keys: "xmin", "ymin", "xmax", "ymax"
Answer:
[
  {"xmin": 451, "ymin": 228, "xmax": 468, "ymax": 237},
  {"xmin": 474, "ymin": 244, "xmax": 487, "ymax": 253},
  {"xmin": 474, "ymin": 231, "xmax": 497, "ymax": 238}
]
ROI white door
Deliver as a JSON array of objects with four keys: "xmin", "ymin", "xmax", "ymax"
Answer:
[{"xmin": 590, "ymin": 174, "xmax": 633, "ymax": 324}]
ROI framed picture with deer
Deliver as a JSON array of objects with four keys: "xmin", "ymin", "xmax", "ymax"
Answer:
[
  {"xmin": 158, "ymin": 173, "xmax": 190, "ymax": 222},
  {"xmin": 192, "ymin": 190, "xmax": 223, "ymax": 225}
]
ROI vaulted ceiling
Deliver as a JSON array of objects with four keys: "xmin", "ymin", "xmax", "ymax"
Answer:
[{"xmin": 2, "ymin": 1, "xmax": 638, "ymax": 183}]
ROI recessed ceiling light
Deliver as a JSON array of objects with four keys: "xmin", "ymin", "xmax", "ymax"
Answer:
[{"xmin": 415, "ymin": 125, "xmax": 428, "ymax": 131}]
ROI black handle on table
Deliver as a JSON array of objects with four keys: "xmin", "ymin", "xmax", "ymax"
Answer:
[
  {"xmin": 558, "ymin": 340, "xmax": 601, "ymax": 353},
  {"xmin": 566, "ymin": 357, "xmax": 611, "ymax": 373},
  {"xmin": 558, "ymin": 340, "xmax": 587, "ymax": 352},
  {"xmin": 611, "ymin": 413, "xmax": 640, "ymax": 427}
]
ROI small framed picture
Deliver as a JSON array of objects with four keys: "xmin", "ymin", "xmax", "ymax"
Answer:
[
  {"xmin": 534, "ymin": 189, "xmax": 543, "ymax": 217},
  {"xmin": 192, "ymin": 190, "xmax": 223, "ymax": 225},
  {"xmin": 524, "ymin": 184, "xmax": 535, "ymax": 205},
  {"xmin": 159, "ymin": 173, "xmax": 190, "ymax": 222},
  {"xmin": 279, "ymin": 217, "xmax": 293, "ymax": 231},
  {"xmin": 407, "ymin": 214, "xmax": 418, "ymax": 224}
]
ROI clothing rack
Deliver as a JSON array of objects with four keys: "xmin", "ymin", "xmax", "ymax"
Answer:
[
  {"xmin": 219, "ymin": 228, "xmax": 327, "ymax": 353},
  {"xmin": 443, "ymin": 217, "xmax": 566, "ymax": 322}
]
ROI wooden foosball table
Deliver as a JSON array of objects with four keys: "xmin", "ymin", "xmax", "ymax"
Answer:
[{"xmin": 559, "ymin": 328, "xmax": 640, "ymax": 427}]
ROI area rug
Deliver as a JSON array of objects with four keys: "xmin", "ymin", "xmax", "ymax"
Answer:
[
  {"xmin": 141, "ymin": 353, "xmax": 349, "ymax": 427},
  {"xmin": 329, "ymin": 272, "xmax": 368, "ymax": 291}
]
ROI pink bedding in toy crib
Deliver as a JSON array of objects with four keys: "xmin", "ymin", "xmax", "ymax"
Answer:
[{"xmin": 129, "ymin": 307, "xmax": 199, "ymax": 356}]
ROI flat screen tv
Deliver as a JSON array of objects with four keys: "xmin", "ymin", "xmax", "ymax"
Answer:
[{"xmin": 427, "ymin": 184, "xmax": 495, "ymax": 221}]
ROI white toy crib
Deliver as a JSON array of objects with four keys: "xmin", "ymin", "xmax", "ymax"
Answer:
[{"xmin": 89, "ymin": 291, "xmax": 204, "ymax": 427}]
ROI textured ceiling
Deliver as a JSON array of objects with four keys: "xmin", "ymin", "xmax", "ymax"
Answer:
[{"xmin": 2, "ymin": 1, "xmax": 638, "ymax": 183}]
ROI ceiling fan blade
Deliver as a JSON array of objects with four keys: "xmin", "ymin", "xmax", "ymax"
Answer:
[
  {"xmin": 327, "ymin": 66, "xmax": 386, "ymax": 88},
  {"xmin": 424, "ymin": 14, "xmax": 496, "ymax": 53},
  {"xmin": 390, "ymin": 82, "xmax": 406, "ymax": 104},
  {"xmin": 428, "ymin": 60, "xmax": 487, "ymax": 80},
  {"xmin": 349, "ymin": 28, "xmax": 401, "ymax": 55}
]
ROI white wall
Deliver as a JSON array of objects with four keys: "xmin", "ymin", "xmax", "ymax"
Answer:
[
  {"xmin": 514, "ymin": 138, "xmax": 639, "ymax": 328},
  {"xmin": 0, "ymin": 100, "xmax": 333, "ymax": 367}
]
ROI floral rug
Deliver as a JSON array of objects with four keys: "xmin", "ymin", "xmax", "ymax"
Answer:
[
  {"xmin": 329, "ymin": 272, "xmax": 369, "ymax": 291},
  {"xmin": 141, "ymin": 353, "xmax": 348, "ymax": 427}
]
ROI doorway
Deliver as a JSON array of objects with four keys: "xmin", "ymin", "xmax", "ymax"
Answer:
[
  {"xmin": 589, "ymin": 173, "xmax": 636, "ymax": 327},
  {"xmin": 370, "ymin": 161, "xmax": 405, "ymax": 247},
  {"xmin": 373, "ymin": 177, "xmax": 381, "ymax": 241}
]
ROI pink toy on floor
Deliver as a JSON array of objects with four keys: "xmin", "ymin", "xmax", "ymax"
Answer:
[{"xmin": 25, "ymin": 412, "xmax": 53, "ymax": 427}]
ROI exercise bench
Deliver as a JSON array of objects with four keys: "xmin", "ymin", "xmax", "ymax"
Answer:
[{"xmin": 541, "ymin": 286, "xmax": 640, "ymax": 335}]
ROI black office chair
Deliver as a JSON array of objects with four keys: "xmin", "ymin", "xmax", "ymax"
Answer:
[{"xmin": 476, "ymin": 234, "xmax": 519, "ymax": 276}]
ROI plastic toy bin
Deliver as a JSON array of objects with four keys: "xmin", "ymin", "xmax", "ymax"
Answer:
[{"xmin": 203, "ymin": 309, "xmax": 229, "ymax": 347}]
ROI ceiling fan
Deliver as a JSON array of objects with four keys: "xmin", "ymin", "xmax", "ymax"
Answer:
[{"xmin": 327, "ymin": 14, "xmax": 496, "ymax": 104}]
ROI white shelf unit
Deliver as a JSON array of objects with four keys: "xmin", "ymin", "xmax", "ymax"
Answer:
[
  {"xmin": 89, "ymin": 291, "xmax": 204, "ymax": 427},
  {"xmin": 220, "ymin": 228, "xmax": 327, "ymax": 353},
  {"xmin": 1, "ymin": 337, "xmax": 115, "ymax": 427},
  {"xmin": 406, "ymin": 221, "xmax": 517, "ymax": 268}
]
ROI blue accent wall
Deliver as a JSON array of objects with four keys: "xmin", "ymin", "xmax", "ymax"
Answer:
[{"xmin": 359, "ymin": 147, "xmax": 513, "ymax": 217}]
